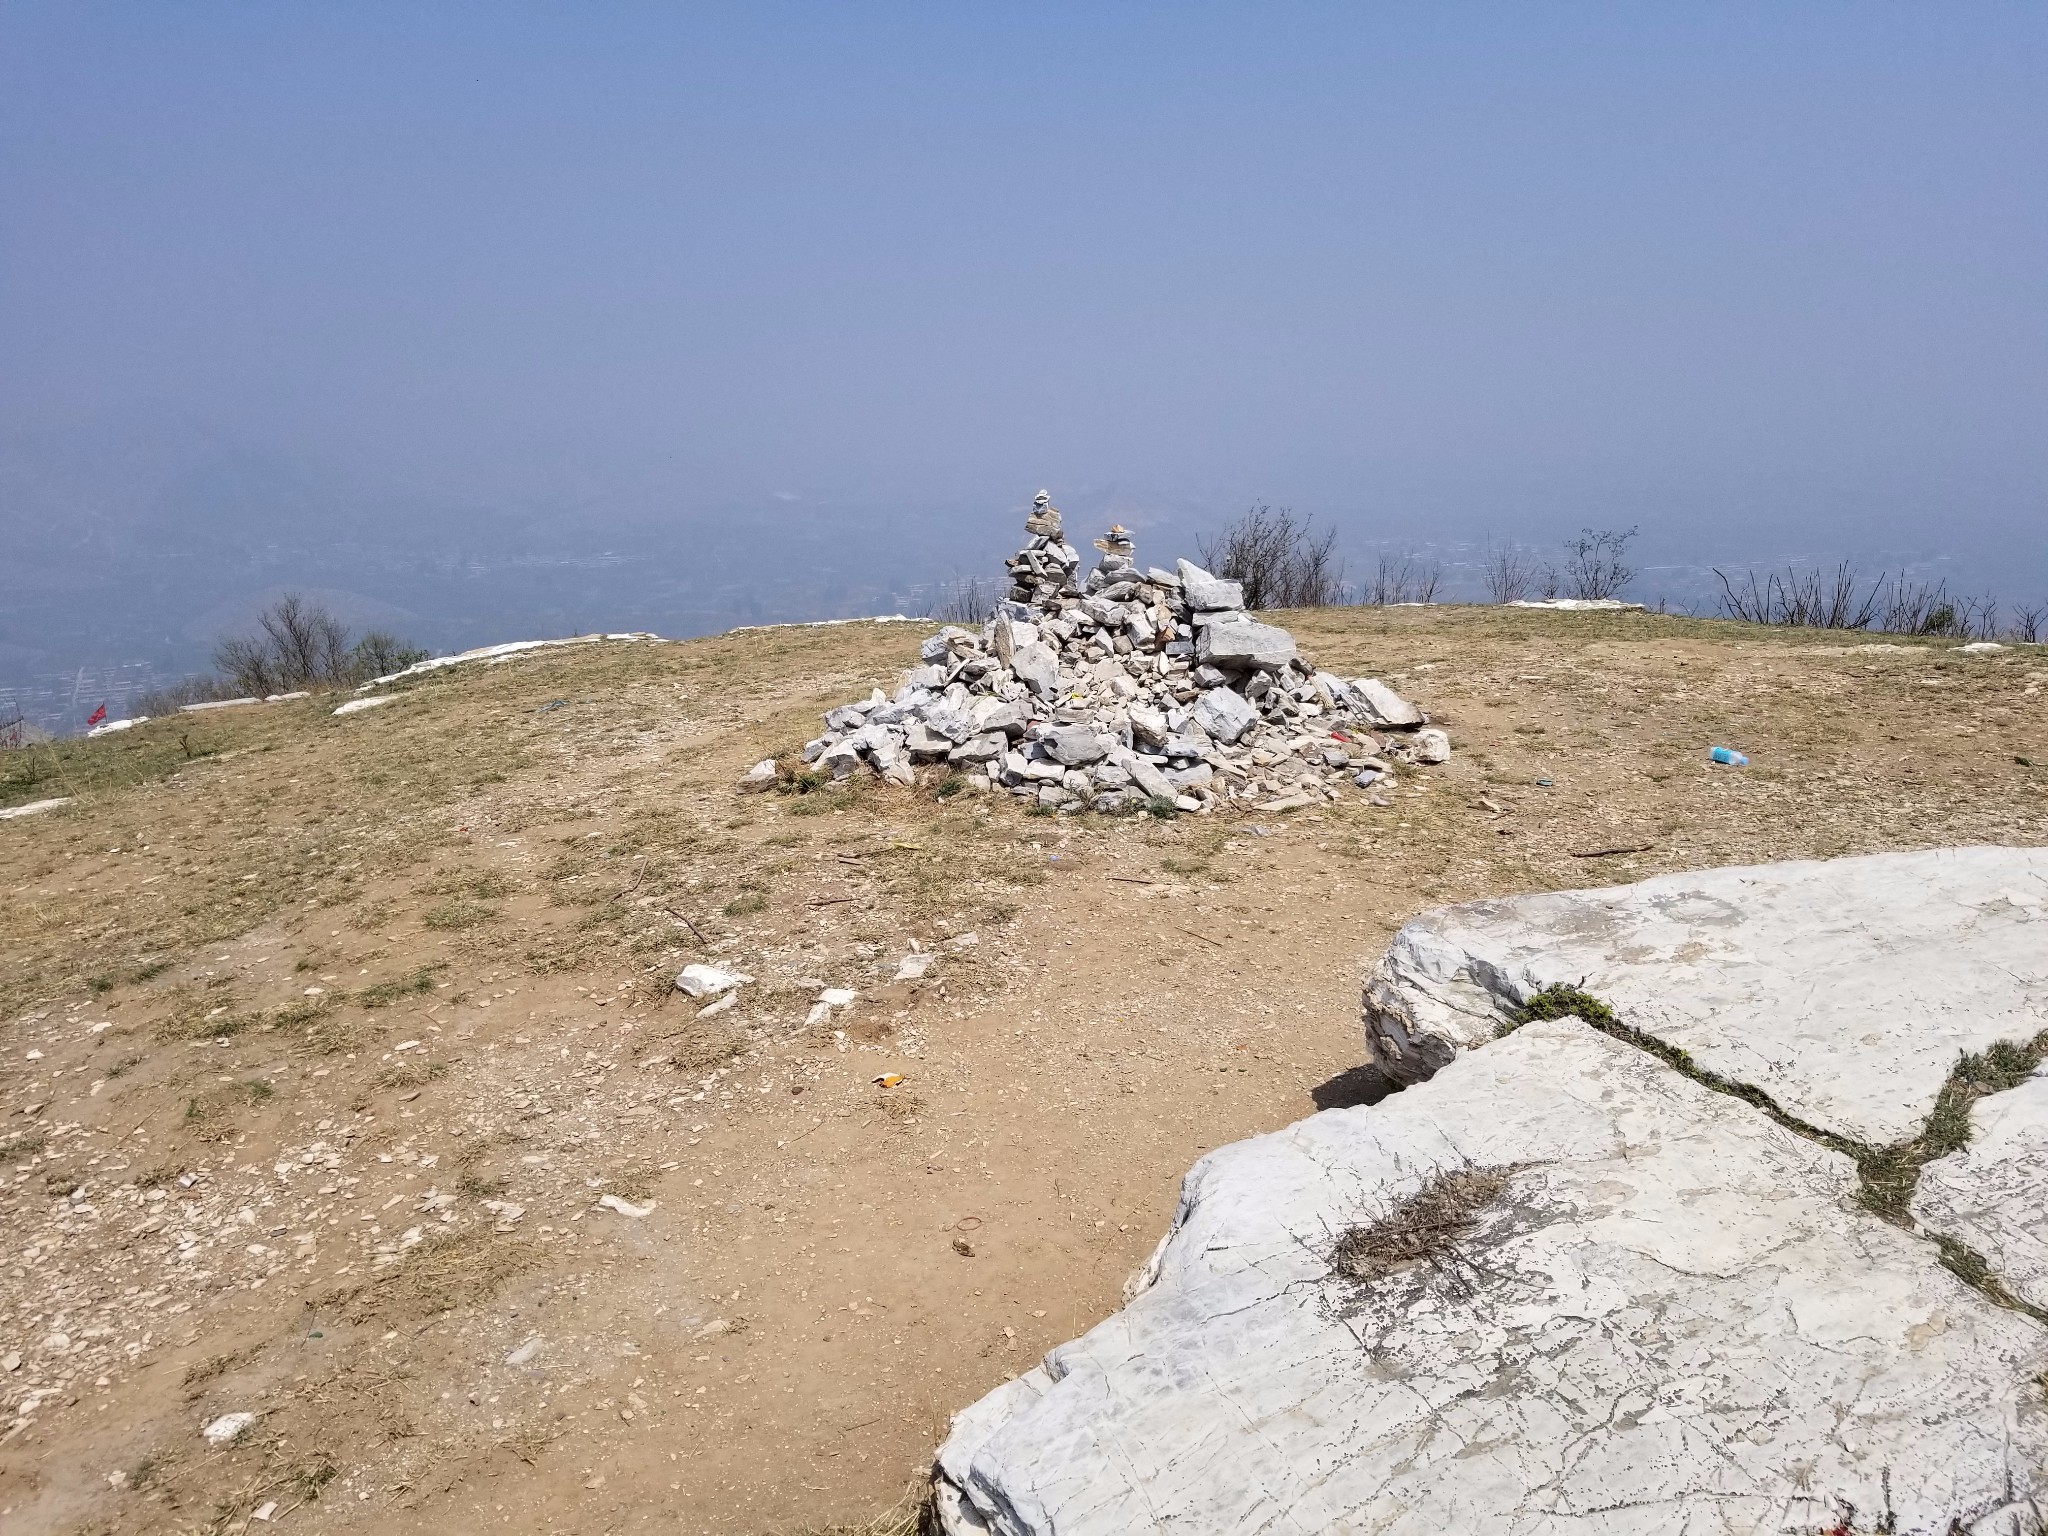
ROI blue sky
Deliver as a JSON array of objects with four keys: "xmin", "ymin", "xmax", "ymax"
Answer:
[{"xmin": 2, "ymin": 2, "xmax": 2045, "ymax": 689}]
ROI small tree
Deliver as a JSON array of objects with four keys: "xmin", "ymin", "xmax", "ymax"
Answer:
[
  {"xmin": 930, "ymin": 576, "xmax": 1001, "ymax": 626},
  {"xmin": 1198, "ymin": 505, "xmax": 1345, "ymax": 610},
  {"xmin": 351, "ymin": 630, "xmax": 430, "ymax": 680},
  {"xmin": 1360, "ymin": 552, "xmax": 1444, "ymax": 606},
  {"xmin": 214, "ymin": 595, "xmax": 427, "ymax": 694},
  {"xmin": 1560, "ymin": 527, "xmax": 1638, "ymax": 601},
  {"xmin": 1481, "ymin": 541, "xmax": 1539, "ymax": 604}
]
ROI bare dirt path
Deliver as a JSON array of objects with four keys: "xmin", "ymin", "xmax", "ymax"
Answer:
[{"xmin": 2, "ymin": 609, "xmax": 2043, "ymax": 1534}]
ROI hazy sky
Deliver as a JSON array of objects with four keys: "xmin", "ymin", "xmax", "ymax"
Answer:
[{"xmin": 4, "ymin": 2, "xmax": 2047, "ymax": 657}]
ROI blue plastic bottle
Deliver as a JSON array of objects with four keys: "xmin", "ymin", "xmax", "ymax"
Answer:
[{"xmin": 1710, "ymin": 746, "xmax": 1749, "ymax": 766}]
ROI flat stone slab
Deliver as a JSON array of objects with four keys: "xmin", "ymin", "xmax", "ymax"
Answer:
[
  {"xmin": 936, "ymin": 1018, "xmax": 2048, "ymax": 1535},
  {"xmin": 1916, "ymin": 1072, "xmax": 2048, "ymax": 1312},
  {"xmin": 1361, "ymin": 847, "xmax": 2048, "ymax": 1145}
]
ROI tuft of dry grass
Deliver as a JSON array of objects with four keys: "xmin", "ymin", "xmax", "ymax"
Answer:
[
  {"xmin": 321, "ymin": 1227, "xmax": 538, "ymax": 1326},
  {"xmin": 778, "ymin": 1483, "xmax": 938, "ymax": 1536},
  {"xmin": 1332, "ymin": 1166, "xmax": 1515, "ymax": 1283},
  {"xmin": 656, "ymin": 1014, "xmax": 750, "ymax": 1071}
]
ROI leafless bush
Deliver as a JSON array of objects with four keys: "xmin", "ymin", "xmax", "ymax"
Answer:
[
  {"xmin": 1480, "ymin": 541, "xmax": 1539, "ymax": 604},
  {"xmin": 1714, "ymin": 563, "xmax": 1883, "ymax": 630},
  {"xmin": 352, "ymin": 630, "xmax": 428, "ymax": 679},
  {"xmin": 1877, "ymin": 579, "xmax": 1999, "ymax": 641},
  {"xmin": 1714, "ymin": 565, "xmax": 2035, "ymax": 642},
  {"xmin": 213, "ymin": 595, "xmax": 428, "ymax": 696},
  {"xmin": 929, "ymin": 576, "xmax": 1001, "ymax": 626},
  {"xmin": 1359, "ymin": 552, "xmax": 1444, "ymax": 606},
  {"xmin": 1198, "ymin": 505, "xmax": 1345, "ymax": 610},
  {"xmin": 1560, "ymin": 527, "xmax": 1637, "ymax": 602}
]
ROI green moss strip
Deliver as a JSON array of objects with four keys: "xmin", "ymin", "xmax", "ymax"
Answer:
[{"xmin": 1503, "ymin": 983, "xmax": 2048, "ymax": 1327}]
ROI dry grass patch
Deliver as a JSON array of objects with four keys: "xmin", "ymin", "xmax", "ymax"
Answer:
[
  {"xmin": 1332, "ymin": 1166, "xmax": 1516, "ymax": 1283},
  {"xmin": 322, "ymin": 1227, "xmax": 539, "ymax": 1326}
]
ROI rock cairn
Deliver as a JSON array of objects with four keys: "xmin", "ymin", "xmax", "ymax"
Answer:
[{"xmin": 793, "ymin": 492, "xmax": 1447, "ymax": 814}]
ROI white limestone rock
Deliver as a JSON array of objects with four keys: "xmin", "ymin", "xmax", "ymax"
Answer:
[
  {"xmin": 675, "ymin": 963, "xmax": 750, "ymax": 999},
  {"xmin": 1191, "ymin": 687, "xmax": 1257, "ymax": 745},
  {"xmin": 1195, "ymin": 618, "xmax": 1297, "ymax": 671},
  {"xmin": 1361, "ymin": 847, "xmax": 2048, "ymax": 1144},
  {"xmin": 1350, "ymin": 677, "xmax": 1424, "ymax": 728},
  {"xmin": 936, "ymin": 1018, "xmax": 2048, "ymax": 1535},
  {"xmin": 1009, "ymin": 642, "xmax": 1060, "ymax": 699},
  {"xmin": 1915, "ymin": 1072, "xmax": 2048, "ymax": 1311},
  {"xmin": 1174, "ymin": 558, "xmax": 1244, "ymax": 612},
  {"xmin": 0, "ymin": 797, "xmax": 71, "ymax": 821},
  {"xmin": 1409, "ymin": 725, "xmax": 1451, "ymax": 763}
]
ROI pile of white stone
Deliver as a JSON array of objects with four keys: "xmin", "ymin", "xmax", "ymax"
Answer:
[{"xmin": 790, "ymin": 494, "xmax": 1446, "ymax": 813}]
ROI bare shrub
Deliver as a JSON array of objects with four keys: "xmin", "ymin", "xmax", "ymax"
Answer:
[
  {"xmin": 1714, "ymin": 565, "xmax": 2035, "ymax": 642},
  {"xmin": 213, "ymin": 595, "xmax": 428, "ymax": 696},
  {"xmin": 1714, "ymin": 563, "xmax": 1883, "ymax": 630},
  {"xmin": 1878, "ymin": 579, "xmax": 1999, "ymax": 641},
  {"xmin": 1359, "ymin": 552, "xmax": 1444, "ymax": 606},
  {"xmin": 1480, "ymin": 541, "xmax": 1539, "ymax": 604},
  {"xmin": 930, "ymin": 576, "xmax": 1001, "ymax": 626},
  {"xmin": 353, "ymin": 630, "xmax": 428, "ymax": 679},
  {"xmin": 1559, "ymin": 527, "xmax": 1637, "ymax": 602},
  {"xmin": 1198, "ymin": 505, "xmax": 1345, "ymax": 610}
]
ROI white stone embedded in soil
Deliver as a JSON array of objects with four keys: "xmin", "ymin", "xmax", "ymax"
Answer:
[
  {"xmin": 0, "ymin": 797, "xmax": 71, "ymax": 821},
  {"xmin": 1914, "ymin": 1073, "xmax": 2048, "ymax": 1311},
  {"xmin": 894, "ymin": 951, "xmax": 937, "ymax": 982},
  {"xmin": 1410, "ymin": 725, "xmax": 1451, "ymax": 763},
  {"xmin": 675, "ymin": 964, "xmax": 749, "ymax": 999},
  {"xmin": 738, "ymin": 757, "xmax": 778, "ymax": 791},
  {"xmin": 1507, "ymin": 598, "xmax": 1647, "ymax": 612},
  {"xmin": 804, "ymin": 987, "xmax": 858, "ymax": 1028},
  {"xmin": 934, "ymin": 1018, "xmax": 2048, "ymax": 1536},
  {"xmin": 201, "ymin": 1410, "xmax": 260, "ymax": 1445},
  {"xmin": 1361, "ymin": 846, "xmax": 2048, "ymax": 1144}
]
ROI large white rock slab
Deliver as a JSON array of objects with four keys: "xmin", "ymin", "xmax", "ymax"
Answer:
[
  {"xmin": 936, "ymin": 1019, "xmax": 2048, "ymax": 1535},
  {"xmin": 1915, "ymin": 1072, "xmax": 2048, "ymax": 1312},
  {"xmin": 1361, "ymin": 847, "xmax": 2048, "ymax": 1145}
]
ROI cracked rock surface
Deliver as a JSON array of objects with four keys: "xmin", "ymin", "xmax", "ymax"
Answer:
[
  {"xmin": 1916, "ymin": 1074, "xmax": 2048, "ymax": 1312},
  {"xmin": 935, "ymin": 1017, "xmax": 2048, "ymax": 1535},
  {"xmin": 1360, "ymin": 846, "xmax": 2048, "ymax": 1143}
]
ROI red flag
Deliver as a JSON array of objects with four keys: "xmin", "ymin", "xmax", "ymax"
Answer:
[{"xmin": 87, "ymin": 703, "xmax": 107, "ymax": 726}]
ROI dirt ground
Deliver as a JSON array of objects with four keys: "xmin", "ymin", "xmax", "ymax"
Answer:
[{"xmin": 2, "ymin": 607, "xmax": 2044, "ymax": 1535}]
